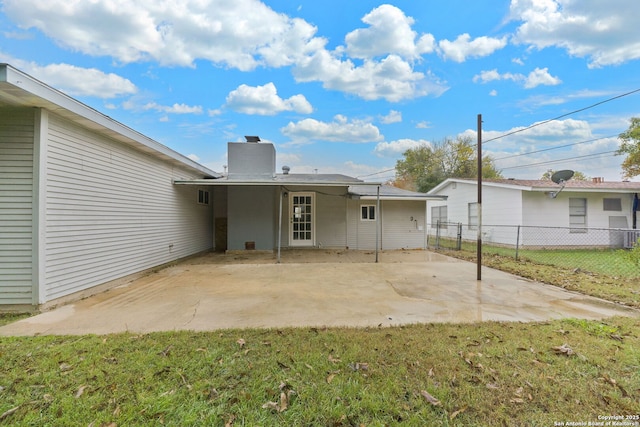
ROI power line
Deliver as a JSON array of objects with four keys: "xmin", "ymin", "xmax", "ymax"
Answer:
[
  {"xmin": 492, "ymin": 134, "xmax": 618, "ymax": 162},
  {"xmin": 356, "ymin": 167, "xmax": 395, "ymax": 179},
  {"xmin": 499, "ymin": 150, "xmax": 618, "ymax": 171},
  {"xmin": 482, "ymin": 88, "xmax": 640, "ymax": 145}
]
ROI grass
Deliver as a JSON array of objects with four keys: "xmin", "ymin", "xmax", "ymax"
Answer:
[{"xmin": 1, "ymin": 317, "xmax": 639, "ymax": 426}]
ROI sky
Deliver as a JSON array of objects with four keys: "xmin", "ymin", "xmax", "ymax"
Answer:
[{"xmin": 1, "ymin": 0, "xmax": 640, "ymax": 183}]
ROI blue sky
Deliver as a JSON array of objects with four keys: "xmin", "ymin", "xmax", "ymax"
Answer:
[{"xmin": 1, "ymin": 0, "xmax": 640, "ymax": 182}]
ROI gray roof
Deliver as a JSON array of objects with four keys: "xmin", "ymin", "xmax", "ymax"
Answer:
[
  {"xmin": 174, "ymin": 173, "xmax": 377, "ymax": 187},
  {"xmin": 0, "ymin": 63, "xmax": 219, "ymax": 178},
  {"xmin": 349, "ymin": 185, "xmax": 445, "ymax": 200},
  {"xmin": 429, "ymin": 177, "xmax": 640, "ymax": 194}
]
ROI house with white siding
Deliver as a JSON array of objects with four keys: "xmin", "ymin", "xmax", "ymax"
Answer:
[
  {"xmin": 427, "ymin": 178, "xmax": 640, "ymax": 248},
  {"xmin": 1, "ymin": 64, "xmax": 442, "ymax": 310},
  {"xmin": 176, "ymin": 138, "xmax": 443, "ymax": 255},
  {"xmin": 1, "ymin": 63, "xmax": 219, "ymax": 310}
]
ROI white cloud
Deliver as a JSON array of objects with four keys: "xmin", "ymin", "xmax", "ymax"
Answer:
[
  {"xmin": 2, "ymin": 0, "xmax": 324, "ymax": 70},
  {"xmin": 374, "ymin": 139, "xmax": 431, "ymax": 157},
  {"xmin": 293, "ymin": 52, "xmax": 448, "ymax": 102},
  {"xmin": 0, "ymin": 53, "xmax": 137, "ymax": 98},
  {"xmin": 472, "ymin": 67, "xmax": 561, "ymax": 89},
  {"xmin": 380, "ymin": 110, "xmax": 402, "ymax": 124},
  {"xmin": 280, "ymin": 115, "xmax": 383, "ymax": 143},
  {"xmin": 416, "ymin": 121, "xmax": 431, "ymax": 129},
  {"xmin": 510, "ymin": 0, "xmax": 640, "ymax": 68},
  {"xmin": 344, "ymin": 4, "xmax": 436, "ymax": 59},
  {"xmin": 225, "ymin": 82, "xmax": 312, "ymax": 115},
  {"xmin": 523, "ymin": 67, "xmax": 561, "ymax": 88},
  {"xmin": 187, "ymin": 153, "xmax": 200, "ymax": 161},
  {"xmin": 439, "ymin": 33, "xmax": 507, "ymax": 62},
  {"xmin": 489, "ymin": 89, "xmax": 498, "ymax": 96},
  {"xmin": 143, "ymin": 102, "xmax": 203, "ymax": 114}
]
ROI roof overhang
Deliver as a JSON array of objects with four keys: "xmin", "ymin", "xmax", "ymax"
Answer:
[
  {"xmin": 173, "ymin": 179, "xmax": 382, "ymax": 187},
  {"xmin": 0, "ymin": 63, "xmax": 219, "ymax": 178}
]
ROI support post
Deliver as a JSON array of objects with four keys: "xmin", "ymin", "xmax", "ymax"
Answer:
[
  {"xmin": 375, "ymin": 185, "xmax": 380, "ymax": 263},
  {"xmin": 277, "ymin": 187, "xmax": 283, "ymax": 263},
  {"xmin": 477, "ymin": 114, "xmax": 482, "ymax": 281}
]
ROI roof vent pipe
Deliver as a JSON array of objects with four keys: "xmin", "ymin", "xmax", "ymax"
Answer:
[{"xmin": 282, "ymin": 165, "xmax": 290, "ymax": 175}]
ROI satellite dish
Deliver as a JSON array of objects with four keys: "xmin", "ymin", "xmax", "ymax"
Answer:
[
  {"xmin": 548, "ymin": 169, "xmax": 574, "ymax": 198},
  {"xmin": 551, "ymin": 170, "xmax": 574, "ymax": 184}
]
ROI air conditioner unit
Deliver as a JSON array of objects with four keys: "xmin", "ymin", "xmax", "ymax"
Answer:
[{"xmin": 623, "ymin": 230, "xmax": 640, "ymax": 249}]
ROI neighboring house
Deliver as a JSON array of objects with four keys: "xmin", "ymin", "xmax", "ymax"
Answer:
[
  {"xmin": 427, "ymin": 178, "xmax": 640, "ymax": 248},
  {"xmin": 1, "ymin": 64, "xmax": 441, "ymax": 310},
  {"xmin": 175, "ymin": 138, "xmax": 443, "ymax": 254}
]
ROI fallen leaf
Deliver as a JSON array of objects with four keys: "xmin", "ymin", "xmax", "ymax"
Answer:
[
  {"xmin": 552, "ymin": 343, "xmax": 574, "ymax": 356},
  {"xmin": 225, "ymin": 414, "xmax": 236, "ymax": 427},
  {"xmin": 59, "ymin": 362, "xmax": 73, "ymax": 372},
  {"xmin": 450, "ymin": 406, "xmax": 467, "ymax": 420},
  {"xmin": 328, "ymin": 354, "xmax": 341, "ymax": 364},
  {"xmin": 326, "ymin": 373, "xmax": 336, "ymax": 384},
  {"xmin": 304, "ymin": 363, "xmax": 314, "ymax": 371},
  {"xmin": 279, "ymin": 391, "xmax": 288, "ymax": 412},
  {"xmin": 348, "ymin": 362, "xmax": 369, "ymax": 371},
  {"xmin": 0, "ymin": 406, "xmax": 20, "ymax": 421},
  {"xmin": 236, "ymin": 339, "xmax": 246, "ymax": 348},
  {"xmin": 509, "ymin": 398, "xmax": 524, "ymax": 403},
  {"xmin": 486, "ymin": 383, "xmax": 500, "ymax": 390},
  {"xmin": 262, "ymin": 401, "xmax": 279, "ymax": 411},
  {"xmin": 75, "ymin": 385, "xmax": 89, "ymax": 398},
  {"xmin": 158, "ymin": 345, "xmax": 172, "ymax": 357},
  {"xmin": 420, "ymin": 390, "xmax": 441, "ymax": 406},
  {"xmin": 428, "ymin": 367, "xmax": 434, "ymax": 377}
]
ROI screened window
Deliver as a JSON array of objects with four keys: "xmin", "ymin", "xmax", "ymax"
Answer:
[
  {"xmin": 198, "ymin": 189, "xmax": 210, "ymax": 205},
  {"xmin": 569, "ymin": 198, "xmax": 587, "ymax": 233},
  {"xmin": 361, "ymin": 205, "xmax": 376, "ymax": 221},
  {"xmin": 431, "ymin": 205, "xmax": 448, "ymax": 228},
  {"xmin": 468, "ymin": 202, "xmax": 478, "ymax": 230},
  {"xmin": 603, "ymin": 198, "xmax": 622, "ymax": 211}
]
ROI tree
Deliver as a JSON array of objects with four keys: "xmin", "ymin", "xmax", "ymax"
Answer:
[
  {"xmin": 617, "ymin": 117, "xmax": 640, "ymax": 179},
  {"xmin": 540, "ymin": 169, "xmax": 588, "ymax": 181},
  {"xmin": 393, "ymin": 136, "xmax": 502, "ymax": 193}
]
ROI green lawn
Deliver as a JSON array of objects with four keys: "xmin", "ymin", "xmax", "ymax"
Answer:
[{"xmin": 1, "ymin": 318, "xmax": 639, "ymax": 426}]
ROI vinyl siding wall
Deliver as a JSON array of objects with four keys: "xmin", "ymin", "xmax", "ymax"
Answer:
[
  {"xmin": 42, "ymin": 113, "xmax": 212, "ymax": 302},
  {"xmin": 381, "ymin": 201, "xmax": 426, "ymax": 249},
  {"xmin": 0, "ymin": 109, "xmax": 34, "ymax": 305}
]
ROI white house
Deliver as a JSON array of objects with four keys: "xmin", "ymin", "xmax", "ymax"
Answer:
[
  {"xmin": 0, "ymin": 63, "xmax": 221, "ymax": 309},
  {"xmin": 175, "ymin": 138, "xmax": 443, "ymax": 255},
  {"xmin": 1, "ymin": 64, "xmax": 442, "ymax": 310},
  {"xmin": 427, "ymin": 178, "xmax": 640, "ymax": 248}
]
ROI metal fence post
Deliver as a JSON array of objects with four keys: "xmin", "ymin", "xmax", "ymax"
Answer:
[
  {"xmin": 435, "ymin": 220, "xmax": 440, "ymax": 249},
  {"xmin": 457, "ymin": 222, "xmax": 462, "ymax": 250},
  {"xmin": 515, "ymin": 225, "xmax": 521, "ymax": 261}
]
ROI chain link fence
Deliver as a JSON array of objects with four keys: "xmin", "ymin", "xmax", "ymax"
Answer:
[{"xmin": 427, "ymin": 221, "xmax": 640, "ymax": 279}]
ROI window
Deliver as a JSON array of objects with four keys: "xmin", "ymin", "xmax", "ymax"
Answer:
[
  {"xmin": 361, "ymin": 205, "xmax": 376, "ymax": 221},
  {"xmin": 603, "ymin": 198, "xmax": 622, "ymax": 211},
  {"xmin": 569, "ymin": 198, "xmax": 587, "ymax": 233},
  {"xmin": 431, "ymin": 206, "xmax": 447, "ymax": 228},
  {"xmin": 468, "ymin": 202, "xmax": 478, "ymax": 230},
  {"xmin": 198, "ymin": 189, "xmax": 210, "ymax": 205}
]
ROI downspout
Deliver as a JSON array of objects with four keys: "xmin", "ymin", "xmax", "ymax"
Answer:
[
  {"xmin": 277, "ymin": 187, "xmax": 283, "ymax": 263},
  {"xmin": 375, "ymin": 185, "xmax": 380, "ymax": 263}
]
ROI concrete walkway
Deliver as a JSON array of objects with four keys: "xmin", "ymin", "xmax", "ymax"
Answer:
[{"xmin": 1, "ymin": 250, "xmax": 637, "ymax": 336}]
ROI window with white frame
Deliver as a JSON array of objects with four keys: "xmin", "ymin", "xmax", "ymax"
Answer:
[
  {"xmin": 569, "ymin": 198, "xmax": 587, "ymax": 232},
  {"xmin": 198, "ymin": 189, "xmax": 210, "ymax": 205},
  {"xmin": 431, "ymin": 205, "xmax": 447, "ymax": 228},
  {"xmin": 468, "ymin": 202, "xmax": 478, "ymax": 230},
  {"xmin": 361, "ymin": 205, "xmax": 376, "ymax": 221}
]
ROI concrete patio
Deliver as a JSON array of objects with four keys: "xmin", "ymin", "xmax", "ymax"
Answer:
[{"xmin": 1, "ymin": 250, "xmax": 637, "ymax": 336}]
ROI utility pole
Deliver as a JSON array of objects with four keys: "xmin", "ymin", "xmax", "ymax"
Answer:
[{"xmin": 477, "ymin": 114, "xmax": 482, "ymax": 281}]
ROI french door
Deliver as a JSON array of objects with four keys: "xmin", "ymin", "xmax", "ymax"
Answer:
[{"xmin": 290, "ymin": 192, "xmax": 315, "ymax": 247}]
